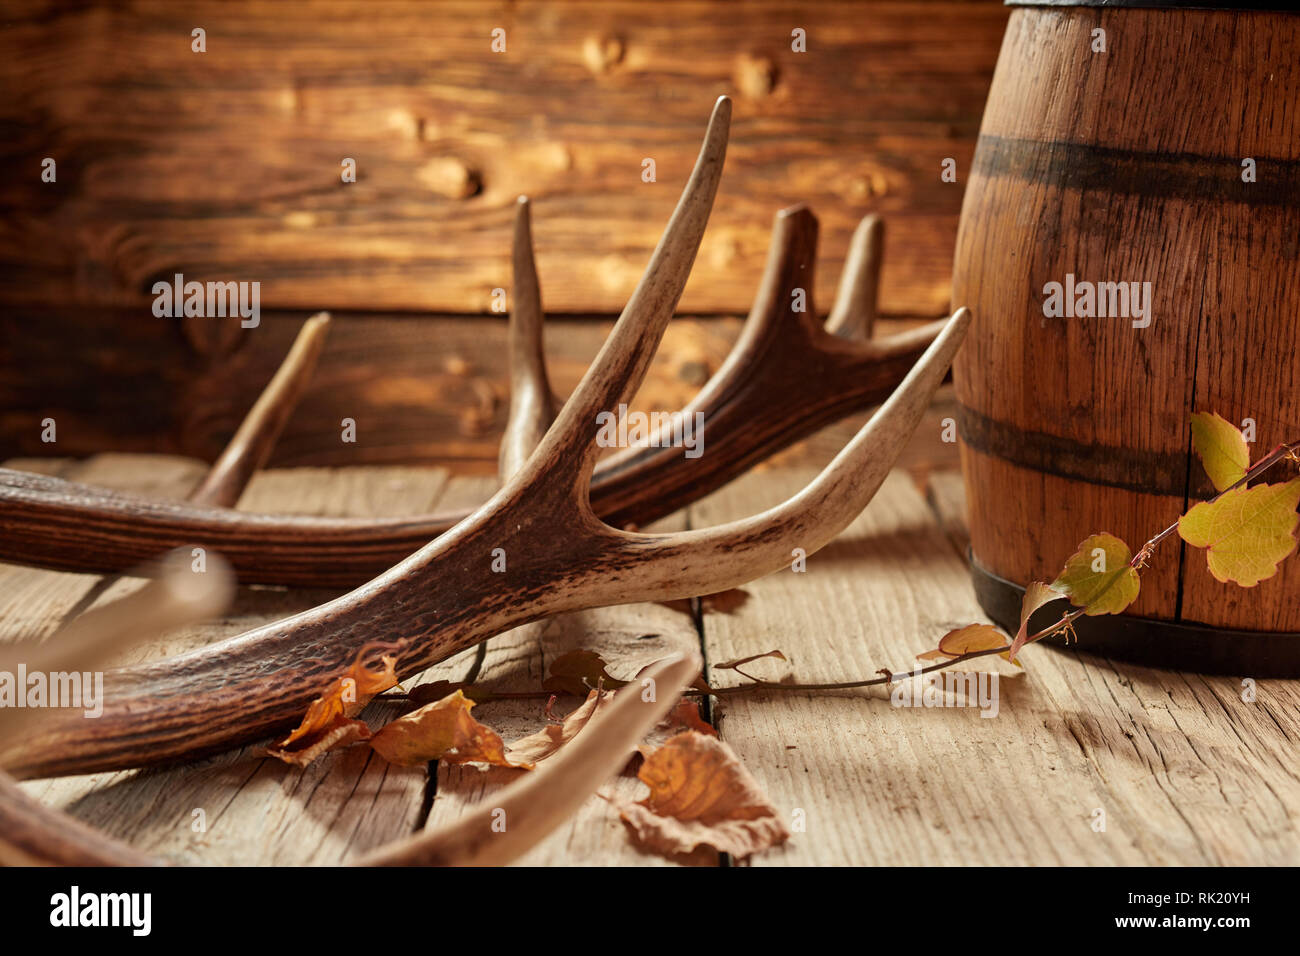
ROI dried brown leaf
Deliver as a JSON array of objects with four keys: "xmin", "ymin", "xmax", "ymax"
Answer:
[
  {"xmin": 370, "ymin": 690, "xmax": 531, "ymax": 768},
  {"xmin": 267, "ymin": 651, "xmax": 399, "ymax": 765},
  {"xmin": 542, "ymin": 649, "xmax": 629, "ymax": 697},
  {"xmin": 666, "ymin": 699, "xmax": 716, "ymax": 737},
  {"xmin": 505, "ymin": 689, "xmax": 613, "ymax": 764},
  {"xmin": 266, "ymin": 719, "xmax": 372, "ymax": 767},
  {"xmin": 618, "ymin": 731, "xmax": 788, "ymax": 859},
  {"xmin": 407, "ymin": 679, "xmax": 497, "ymax": 706}
]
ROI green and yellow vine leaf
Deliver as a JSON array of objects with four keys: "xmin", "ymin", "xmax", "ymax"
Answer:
[
  {"xmin": 917, "ymin": 623, "xmax": 1007, "ymax": 662},
  {"xmin": 1051, "ymin": 533, "xmax": 1140, "ymax": 616},
  {"xmin": 1178, "ymin": 478, "xmax": 1300, "ymax": 587},
  {"xmin": 1007, "ymin": 581, "xmax": 1064, "ymax": 663},
  {"xmin": 1190, "ymin": 411, "xmax": 1251, "ymax": 493}
]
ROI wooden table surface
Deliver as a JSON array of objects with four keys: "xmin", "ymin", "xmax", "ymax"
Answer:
[{"xmin": 5, "ymin": 411, "xmax": 1300, "ymax": 866}]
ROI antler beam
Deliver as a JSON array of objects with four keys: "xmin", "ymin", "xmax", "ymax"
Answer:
[
  {"xmin": 0, "ymin": 209, "xmax": 940, "ymax": 587},
  {"xmin": 0, "ymin": 97, "xmax": 970, "ymax": 781}
]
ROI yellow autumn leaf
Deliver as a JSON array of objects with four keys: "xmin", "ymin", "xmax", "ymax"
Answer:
[
  {"xmin": 1178, "ymin": 478, "xmax": 1300, "ymax": 587},
  {"xmin": 1190, "ymin": 411, "xmax": 1251, "ymax": 492},
  {"xmin": 1051, "ymin": 533, "xmax": 1140, "ymax": 615},
  {"xmin": 938, "ymin": 623, "xmax": 1007, "ymax": 656},
  {"xmin": 916, "ymin": 624, "xmax": 1007, "ymax": 663}
]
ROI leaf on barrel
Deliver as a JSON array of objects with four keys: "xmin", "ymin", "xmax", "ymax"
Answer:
[
  {"xmin": 618, "ymin": 731, "xmax": 789, "ymax": 860},
  {"xmin": 1178, "ymin": 478, "xmax": 1300, "ymax": 587},
  {"xmin": 267, "ymin": 652, "xmax": 399, "ymax": 766},
  {"xmin": 1190, "ymin": 411, "xmax": 1251, "ymax": 492},
  {"xmin": 1051, "ymin": 533, "xmax": 1140, "ymax": 616},
  {"xmin": 370, "ymin": 689, "xmax": 531, "ymax": 768}
]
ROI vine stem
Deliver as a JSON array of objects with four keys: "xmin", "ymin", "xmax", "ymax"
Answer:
[{"xmin": 379, "ymin": 438, "xmax": 1300, "ymax": 706}]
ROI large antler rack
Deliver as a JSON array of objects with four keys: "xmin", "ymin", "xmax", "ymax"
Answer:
[
  {"xmin": 0, "ymin": 165, "xmax": 944, "ymax": 589},
  {"xmin": 0, "ymin": 97, "xmax": 971, "ymax": 866}
]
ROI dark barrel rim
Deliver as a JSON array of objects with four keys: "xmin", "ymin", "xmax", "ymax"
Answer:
[{"xmin": 969, "ymin": 552, "xmax": 1300, "ymax": 677}]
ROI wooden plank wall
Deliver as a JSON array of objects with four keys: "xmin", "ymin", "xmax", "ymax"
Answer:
[{"xmin": 0, "ymin": 0, "xmax": 1007, "ymax": 465}]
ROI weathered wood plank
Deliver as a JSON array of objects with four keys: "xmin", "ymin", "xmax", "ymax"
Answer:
[
  {"xmin": 0, "ymin": 309, "xmax": 741, "ymax": 466},
  {"xmin": 420, "ymin": 476, "xmax": 714, "ymax": 865},
  {"xmin": 693, "ymin": 466, "xmax": 1300, "ymax": 865},
  {"xmin": 0, "ymin": 1, "xmax": 1005, "ymax": 317},
  {"xmin": 6, "ymin": 454, "xmax": 466, "ymax": 864}
]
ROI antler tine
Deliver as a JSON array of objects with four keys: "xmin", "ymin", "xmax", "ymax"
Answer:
[
  {"xmin": 0, "ymin": 551, "xmax": 232, "ymax": 865},
  {"xmin": 189, "ymin": 311, "xmax": 332, "ymax": 507},
  {"xmin": 498, "ymin": 197, "xmax": 556, "ymax": 480},
  {"xmin": 0, "ymin": 97, "xmax": 731, "ymax": 780},
  {"xmin": 585, "ymin": 307, "xmax": 972, "ymax": 604},
  {"xmin": 360, "ymin": 651, "xmax": 700, "ymax": 865},
  {"xmin": 592, "ymin": 204, "xmax": 946, "ymax": 528},
  {"xmin": 0, "ymin": 773, "xmax": 161, "ymax": 866},
  {"xmin": 1, "ymin": 549, "xmax": 233, "ymax": 745},
  {"xmin": 0, "ymin": 652, "xmax": 701, "ymax": 866},
  {"xmin": 825, "ymin": 214, "xmax": 883, "ymax": 340},
  {"xmin": 0, "ymin": 550, "xmax": 233, "ymax": 679},
  {"xmin": 0, "ymin": 201, "xmax": 924, "ymax": 588},
  {"xmin": 516, "ymin": 94, "xmax": 731, "ymax": 498}
]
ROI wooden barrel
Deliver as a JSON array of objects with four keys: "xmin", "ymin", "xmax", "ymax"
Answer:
[{"xmin": 952, "ymin": 1, "xmax": 1300, "ymax": 673}]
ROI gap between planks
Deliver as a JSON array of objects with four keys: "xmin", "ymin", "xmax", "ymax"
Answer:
[{"xmin": 5, "ymin": 454, "xmax": 1300, "ymax": 865}]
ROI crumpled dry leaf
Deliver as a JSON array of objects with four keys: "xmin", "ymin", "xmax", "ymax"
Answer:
[
  {"xmin": 660, "ymin": 587, "xmax": 750, "ymax": 616},
  {"xmin": 506, "ymin": 689, "xmax": 613, "ymax": 764},
  {"xmin": 269, "ymin": 719, "xmax": 373, "ymax": 768},
  {"xmin": 542, "ymin": 649, "xmax": 629, "ymax": 697},
  {"xmin": 267, "ymin": 651, "xmax": 399, "ymax": 765},
  {"xmin": 407, "ymin": 679, "xmax": 498, "ymax": 705},
  {"xmin": 666, "ymin": 699, "xmax": 716, "ymax": 737},
  {"xmin": 370, "ymin": 690, "xmax": 531, "ymax": 768},
  {"xmin": 618, "ymin": 731, "xmax": 788, "ymax": 859}
]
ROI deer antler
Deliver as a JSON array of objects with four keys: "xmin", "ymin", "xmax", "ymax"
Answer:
[
  {"xmin": 0, "ymin": 97, "xmax": 970, "ymax": 782},
  {"xmin": 0, "ymin": 198, "xmax": 702, "ymax": 868},
  {"xmin": 0, "ymin": 202, "xmax": 940, "ymax": 587},
  {"xmin": 187, "ymin": 311, "xmax": 332, "ymax": 508},
  {"xmin": 0, "ymin": 652, "xmax": 701, "ymax": 866}
]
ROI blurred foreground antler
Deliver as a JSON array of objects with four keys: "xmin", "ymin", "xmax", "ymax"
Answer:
[
  {"xmin": 0, "ymin": 162, "xmax": 943, "ymax": 588},
  {"xmin": 0, "ymin": 98, "xmax": 970, "ymax": 867}
]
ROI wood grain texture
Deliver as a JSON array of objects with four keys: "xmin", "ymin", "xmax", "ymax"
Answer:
[
  {"xmin": 0, "ymin": 309, "xmax": 740, "ymax": 466},
  {"xmin": 951, "ymin": 7, "xmax": 1300, "ymax": 630},
  {"xmin": 0, "ymin": 0, "xmax": 1003, "ymax": 318},
  {"xmin": 422, "ymin": 482, "xmax": 715, "ymax": 866},
  {"xmin": 8, "ymin": 454, "xmax": 470, "ymax": 865},
  {"xmin": 695, "ymin": 465, "xmax": 1300, "ymax": 865},
  {"xmin": 5, "ymin": 452, "xmax": 1300, "ymax": 864}
]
